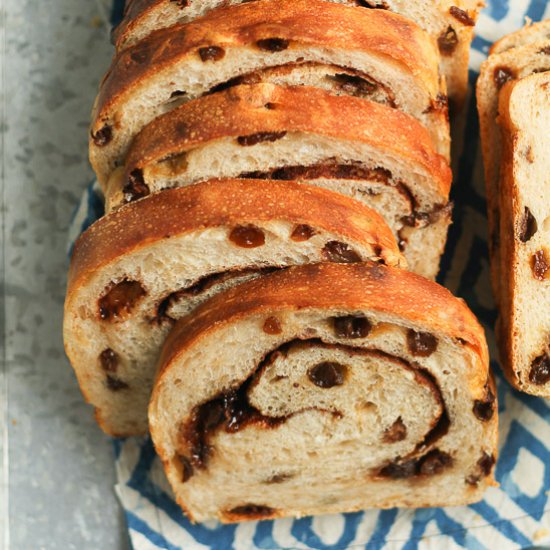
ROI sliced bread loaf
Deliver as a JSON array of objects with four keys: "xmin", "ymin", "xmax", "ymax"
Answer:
[
  {"xmin": 490, "ymin": 18, "xmax": 550, "ymax": 54},
  {"xmin": 496, "ymin": 72, "xmax": 550, "ymax": 396},
  {"xmin": 63, "ymin": 179, "xmax": 404, "ymax": 436},
  {"xmin": 91, "ymin": 0, "xmax": 447, "ymax": 187},
  {"xmin": 114, "ymin": 0, "xmax": 478, "ymax": 104},
  {"xmin": 477, "ymin": 39, "xmax": 550, "ymax": 300},
  {"xmin": 150, "ymin": 262, "xmax": 497, "ymax": 523},
  {"xmin": 106, "ymin": 84, "xmax": 452, "ymax": 279}
]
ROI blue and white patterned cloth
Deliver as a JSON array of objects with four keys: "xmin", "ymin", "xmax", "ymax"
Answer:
[{"xmin": 70, "ymin": 0, "xmax": 550, "ymax": 547}]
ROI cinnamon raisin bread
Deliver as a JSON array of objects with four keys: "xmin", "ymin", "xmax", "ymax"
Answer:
[
  {"xmin": 490, "ymin": 18, "xmax": 550, "ymax": 55},
  {"xmin": 91, "ymin": 0, "xmax": 448, "ymax": 188},
  {"xmin": 149, "ymin": 262, "xmax": 497, "ymax": 523},
  {"xmin": 63, "ymin": 179, "xmax": 404, "ymax": 436},
  {"xmin": 496, "ymin": 72, "xmax": 550, "ymax": 396},
  {"xmin": 107, "ymin": 84, "xmax": 452, "ymax": 280},
  {"xmin": 477, "ymin": 38, "xmax": 550, "ymax": 301},
  {"xmin": 114, "ymin": 0, "xmax": 478, "ymax": 105}
]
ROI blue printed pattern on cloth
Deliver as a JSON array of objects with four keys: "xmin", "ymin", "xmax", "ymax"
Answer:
[{"xmin": 69, "ymin": 0, "xmax": 550, "ymax": 547}]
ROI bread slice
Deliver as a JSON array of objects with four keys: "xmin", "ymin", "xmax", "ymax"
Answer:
[
  {"xmin": 90, "ymin": 0, "xmax": 448, "ymax": 188},
  {"xmin": 149, "ymin": 262, "xmax": 497, "ymax": 523},
  {"xmin": 491, "ymin": 18, "xmax": 550, "ymax": 55},
  {"xmin": 114, "ymin": 0, "xmax": 478, "ymax": 105},
  {"xmin": 63, "ymin": 179, "xmax": 404, "ymax": 436},
  {"xmin": 476, "ymin": 40, "xmax": 550, "ymax": 301},
  {"xmin": 496, "ymin": 72, "xmax": 550, "ymax": 396},
  {"xmin": 106, "ymin": 84, "xmax": 452, "ymax": 280}
]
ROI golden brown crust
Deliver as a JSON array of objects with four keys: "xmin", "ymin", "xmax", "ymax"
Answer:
[
  {"xmin": 94, "ymin": 0, "xmax": 440, "ymax": 133},
  {"xmin": 157, "ymin": 262, "xmax": 489, "ymax": 381},
  {"xmin": 124, "ymin": 83, "xmax": 451, "ymax": 199},
  {"xmin": 67, "ymin": 179, "xmax": 403, "ymax": 303}
]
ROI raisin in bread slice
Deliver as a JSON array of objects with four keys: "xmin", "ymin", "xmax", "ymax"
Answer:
[
  {"xmin": 114, "ymin": 0, "xmax": 477, "ymax": 106},
  {"xmin": 490, "ymin": 18, "xmax": 550, "ymax": 55},
  {"xmin": 91, "ymin": 0, "xmax": 448, "ymax": 188},
  {"xmin": 63, "ymin": 179, "xmax": 404, "ymax": 436},
  {"xmin": 149, "ymin": 262, "xmax": 497, "ymax": 523},
  {"xmin": 496, "ymin": 72, "xmax": 550, "ymax": 396},
  {"xmin": 107, "ymin": 83, "xmax": 452, "ymax": 280},
  {"xmin": 477, "ymin": 39, "xmax": 550, "ymax": 302}
]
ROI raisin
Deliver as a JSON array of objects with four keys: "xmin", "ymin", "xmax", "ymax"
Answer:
[
  {"xmin": 438, "ymin": 26, "xmax": 458, "ymax": 55},
  {"xmin": 227, "ymin": 504, "xmax": 275, "ymax": 517},
  {"xmin": 263, "ymin": 316, "xmax": 282, "ymax": 335},
  {"xmin": 473, "ymin": 386, "xmax": 496, "ymax": 421},
  {"xmin": 529, "ymin": 353, "xmax": 550, "ymax": 385},
  {"xmin": 493, "ymin": 67, "xmax": 515, "ymax": 89},
  {"xmin": 100, "ymin": 349, "xmax": 119, "ymax": 373},
  {"xmin": 531, "ymin": 250, "xmax": 550, "ymax": 281},
  {"xmin": 357, "ymin": 0, "xmax": 390, "ymax": 7},
  {"xmin": 333, "ymin": 73, "xmax": 377, "ymax": 96},
  {"xmin": 308, "ymin": 362, "xmax": 347, "ymax": 388},
  {"xmin": 333, "ymin": 315, "xmax": 371, "ymax": 339},
  {"xmin": 106, "ymin": 375, "xmax": 129, "ymax": 391},
  {"xmin": 383, "ymin": 417, "xmax": 407, "ymax": 443},
  {"xmin": 198, "ymin": 46, "xmax": 225, "ymax": 62},
  {"xmin": 322, "ymin": 241, "xmax": 362, "ymax": 263},
  {"xmin": 449, "ymin": 6, "xmax": 475, "ymax": 26},
  {"xmin": 99, "ymin": 280, "xmax": 146, "ymax": 322},
  {"xmin": 91, "ymin": 125, "xmax": 112, "ymax": 147},
  {"xmin": 229, "ymin": 225, "xmax": 266, "ymax": 248},
  {"xmin": 407, "ymin": 330, "xmax": 438, "ymax": 357},
  {"xmin": 418, "ymin": 450, "xmax": 452, "ymax": 475},
  {"xmin": 379, "ymin": 459, "xmax": 417, "ymax": 479},
  {"xmin": 518, "ymin": 207, "xmax": 538, "ymax": 242},
  {"xmin": 478, "ymin": 453, "xmax": 495, "ymax": 476},
  {"xmin": 123, "ymin": 169, "xmax": 150, "ymax": 203},
  {"xmin": 237, "ymin": 132, "xmax": 287, "ymax": 146},
  {"xmin": 256, "ymin": 38, "xmax": 289, "ymax": 52},
  {"xmin": 290, "ymin": 224, "xmax": 316, "ymax": 242}
]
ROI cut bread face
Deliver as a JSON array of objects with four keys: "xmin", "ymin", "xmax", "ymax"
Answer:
[
  {"xmin": 150, "ymin": 262, "xmax": 497, "ymax": 523},
  {"xmin": 91, "ymin": 0, "xmax": 448, "ymax": 187},
  {"xmin": 476, "ymin": 39, "xmax": 550, "ymax": 301},
  {"xmin": 107, "ymin": 84, "xmax": 452, "ymax": 279},
  {"xmin": 496, "ymin": 73, "xmax": 550, "ymax": 396},
  {"xmin": 63, "ymin": 179, "xmax": 404, "ymax": 436},
  {"xmin": 114, "ymin": 0, "xmax": 478, "ymax": 104},
  {"xmin": 491, "ymin": 18, "xmax": 550, "ymax": 54}
]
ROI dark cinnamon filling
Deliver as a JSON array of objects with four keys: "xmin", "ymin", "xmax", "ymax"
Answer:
[
  {"xmin": 154, "ymin": 267, "xmax": 279, "ymax": 324},
  {"xmin": 178, "ymin": 340, "xmax": 450, "ymax": 476},
  {"xmin": 207, "ymin": 62, "xmax": 396, "ymax": 106}
]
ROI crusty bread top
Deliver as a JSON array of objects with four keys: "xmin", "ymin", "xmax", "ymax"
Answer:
[
  {"xmin": 94, "ymin": 0, "xmax": 440, "ymax": 130},
  {"xmin": 490, "ymin": 18, "xmax": 550, "ymax": 54},
  {"xmin": 158, "ymin": 262, "xmax": 489, "ymax": 380},
  {"xmin": 124, "ymin": 83, "xmax": 452, "ymax": 199},
  {"xmin": 67, "ymin": 179, "xmax": 404, "ymax": 298}
]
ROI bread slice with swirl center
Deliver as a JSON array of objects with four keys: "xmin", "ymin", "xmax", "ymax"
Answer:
[
  {"xmin": 90, "ymin": 0, "xmax": 448, "ymax": 187},
  {"xmin": 114, "ymin": 0, "xmax": 478, "ymax": 104},
  {"xmin": 150, "ymin": 262, "xmax": 497, "ymax": 523},
  {"xmin": 63, "ymin": 179, "xmax": 404, "ymax": 436},
  {"xmin": 107, "ymin": 83, "xmax": 452, "ymax": 279}
]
